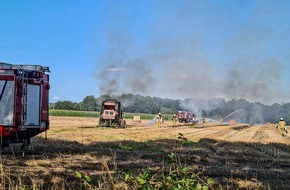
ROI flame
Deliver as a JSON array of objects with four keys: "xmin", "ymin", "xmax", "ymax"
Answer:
[{"xmin": 230, "ymin": 120, "xmax": 236, "ymax": 124}]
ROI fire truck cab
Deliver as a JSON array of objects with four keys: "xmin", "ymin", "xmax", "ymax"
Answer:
[
  {"xmin": 178, "ymin": 111, "xmax": 194, "ymax": 123},
  {"xmin": 0, "ymin": 62, "xmax": 50, "ymax": 149}
]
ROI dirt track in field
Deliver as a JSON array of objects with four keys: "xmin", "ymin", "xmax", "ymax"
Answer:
[{"xmin": 1, "ymin": 116, "xmax": 290, "ymax": 189}]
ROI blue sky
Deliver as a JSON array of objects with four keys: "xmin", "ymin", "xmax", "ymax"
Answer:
[{"xmin": 1, "ymin": 0, "xmax": 290, "ymax": 105}]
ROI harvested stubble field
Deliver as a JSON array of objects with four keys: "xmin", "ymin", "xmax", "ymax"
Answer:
[{"xmin": 1, "ymin": 116, "xmax": 290, "ymax": 189}]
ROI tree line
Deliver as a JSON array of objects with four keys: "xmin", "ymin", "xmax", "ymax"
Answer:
[{"xmin": 50, "ymin": 94, "xmax": 290, "ymax": 124}]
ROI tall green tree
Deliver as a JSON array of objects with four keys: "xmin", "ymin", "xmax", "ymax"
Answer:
[{"xmin": 81, "ymin": 95, "xmax": 98, "ymax": 111}]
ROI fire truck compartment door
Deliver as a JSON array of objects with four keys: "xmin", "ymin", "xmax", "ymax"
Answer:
[
  {"xmin": 0, "ymin": 80, "xmax": 14, "ymax": 126},
  {"xmin": 26, "ymin": 84, "xmax": 41, "ymax": 126}
]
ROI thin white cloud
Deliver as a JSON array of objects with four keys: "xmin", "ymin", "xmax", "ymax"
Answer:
[
  {"xmin": 178, "ymin": 74, "xmax": 192, "ymax": 79},
  {"xmin": 106, "ymin": 68, "xmax": 127, "ymax": 72}
]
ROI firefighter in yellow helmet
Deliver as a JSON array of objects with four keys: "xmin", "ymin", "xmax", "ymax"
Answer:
[
  {"xmin": 155, "ymin": 113, "xmax": 162, "ymax": 127},
  {"xmin": 171, "ymin": 114, "xmax": 177, "ymax": 127},
  {"xmin": 220, "ymin": 117, "xmax": 223, "ymax": 124},
  {"xmin": 277, "ymin": 118, "xmax": 287, "ymax": 136}
]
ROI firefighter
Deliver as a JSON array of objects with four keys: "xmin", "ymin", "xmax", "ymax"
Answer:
[
  {"xmin": 171, "ymin": 114, "xmax": 177, "ymax": 127},
  {"xmin": 155, "ymin": 113, "xmax": 162, "ymax": 127},
  {"xmin": 220, "ymin": 117, "xmax": 223, "ymax": 124},
  {"xmin": 202, "ymin": 116, "xmax": 206, "ymax": 124},
  {"xmin": 276, "ymin": 118, "xmax": 287, "ymax": 136}
]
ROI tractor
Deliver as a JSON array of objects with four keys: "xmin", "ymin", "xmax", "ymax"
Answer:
[{"xmin": 98, "ymin": 99, "xmax": 126, "ymax": 128}]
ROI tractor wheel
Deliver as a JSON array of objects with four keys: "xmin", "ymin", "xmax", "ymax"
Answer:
[{"xmin": 120, "ymin": 120, "xmax": 126, "ymax": 128}]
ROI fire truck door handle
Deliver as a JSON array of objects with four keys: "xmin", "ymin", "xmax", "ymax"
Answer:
[{"xmin": 0, "ymin": 80, "xmax": 8, "ymax": 102}]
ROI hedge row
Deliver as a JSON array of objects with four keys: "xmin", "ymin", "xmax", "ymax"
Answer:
[{"xmin": 49, "ymin": 110, "xmax": 172, "ymax": 120}]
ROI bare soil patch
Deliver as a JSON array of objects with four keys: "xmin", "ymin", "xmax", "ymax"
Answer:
[{"xmin": 1, "ymin": 116, "xmax": 290, "ymax": 189}]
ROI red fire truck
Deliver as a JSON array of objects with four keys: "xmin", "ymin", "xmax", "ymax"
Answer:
[
  {"xmin": 0, "ymin": 62, "xmax": 50, "ymax": 149},
  {"xmin": 178, "ymin": 111, "xmax": 194, "ymax": 123}
]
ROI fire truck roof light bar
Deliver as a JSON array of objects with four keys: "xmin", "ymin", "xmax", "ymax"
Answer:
[{"xmin": 0, "ymin": 62, "xmax": 50, "ymax": 73}]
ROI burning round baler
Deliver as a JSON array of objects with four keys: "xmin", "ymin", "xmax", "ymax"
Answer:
[{"xmin": 0, "ymin": 62, "xmax": 50, "ymax": 149}]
